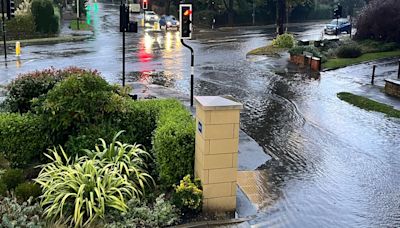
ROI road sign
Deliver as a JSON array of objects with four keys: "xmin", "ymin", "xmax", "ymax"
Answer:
[
  {"xmin": 179, "ymin": 4, "xmax": 192, "ymax": 39},
  {"xmin": 142, "ymin": 0, "xmax": 147, "ymax": 10}
]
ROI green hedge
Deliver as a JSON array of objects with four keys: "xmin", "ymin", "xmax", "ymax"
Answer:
[
  {"xmin": 65, "ymin": 99, "xmax": 195, "ymax": 188},
  {"xmin": 0, "ymin": 113, "xmax": 50, "ymax": 167}
]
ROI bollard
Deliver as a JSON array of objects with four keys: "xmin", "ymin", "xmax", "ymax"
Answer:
[
  {"xmin": 371, "ymin": 65, "xmax": 376, "ymax": 85},
  {"xmin": 15, "ymin": 42, "xmax": 21, "ymax": 57},
  {"xmin": 153, "ymin": 22, "xmax": 158, "ymax": 30},
  {"xmin": 141, "ymin": 19, "xmax": 145, "ymax": 27},
  {"xmin": 194, "ymin": 96, "xmax": 243, "ymax": 213},
  {"xmin": 398, "ymin": 60, "xmax": 400, "ymax": 79}
]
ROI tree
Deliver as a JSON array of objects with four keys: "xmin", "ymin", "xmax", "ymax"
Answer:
[{"xmin": 276, "ymin": 0, "xmax": 310, "ymax": 35}]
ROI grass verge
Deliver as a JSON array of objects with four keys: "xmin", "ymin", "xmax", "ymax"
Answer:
[
  {"xmin": 6, "ymin": 35, "xmax": 90, "ymax": 46},
  {"xmin": 247, "ymin": 45, "xmax": 286, "ymax": 57},
  {"xmin": 69, "ymin": 20, "xmax": 92, "ymax": 31},
  {"xmin": 337, "ymin": 92, "xmax": 400, "ymax": 118},
  {"xmin": 323, "ymin": 50, "xmax": 400, "ymax": 69}
]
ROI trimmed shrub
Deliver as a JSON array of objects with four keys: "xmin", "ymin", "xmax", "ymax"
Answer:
[
  {"xmin": 31, "ymin": 0, "xmax": 59, "ymax": 34},
  {"xmin": 152, "ymin": 100, "xmax": 195, "ymax": 188},
  {"xmin": 105, "ymin": 194, "xmax": 180, "ymax": 228},
  {"xmin": 336, "ymin": 45, "xmax": 362, "ymax": 58},
  {"xmin": 288, "ymin": 46, "xmax": 327, "ymax": 63},
  {"xmin": 272, "ymin": 33, "xmax": 295, "ymax": 48},
  {"xmin": 2, "ymin": 14, "xmax": 37, "ymax": 40},
  {"xmin": 36, "ymin": 72, "xmax": 127, "ymax": 145},
  {"xmin": 0, "ymin": 113, "xmax": 50, "ymax": 167},
  {"xmin": 172, "ymin": 175, "xmax": 202, "ymax": 213},
  {"xmin": 355, "ymin": 0, "xmax": 400, "ymax": 43},
  {"xmin": 3, "ymin": 67, "xmax": 98, "ymax": 113},
  {"xmin": 0, "ymin": 197, "xmax": 46, "ymax": 227},
  {"xmin": 15, "ymin": 182, "xmax": 42, "ymax": 202},
  {"xmin": 1, "ymin": 169, "xmax": 24, "ymax": 190}
]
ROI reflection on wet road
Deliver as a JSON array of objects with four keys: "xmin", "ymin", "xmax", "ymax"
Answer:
[{"xmin": 1, "ymin": 3, "xmax": 400, "ymax": 227}]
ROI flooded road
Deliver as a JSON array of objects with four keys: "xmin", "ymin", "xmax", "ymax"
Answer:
[{"xmin": 1, "ymin": 3, "xmax": 400, "ymax": 227}]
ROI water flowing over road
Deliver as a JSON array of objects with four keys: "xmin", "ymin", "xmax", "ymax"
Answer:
[{"xmin": 1, "ymin": 3, "xmax": 399, "ymax": 227}]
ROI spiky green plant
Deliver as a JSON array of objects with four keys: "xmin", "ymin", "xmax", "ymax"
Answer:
[
  {"xmin": 84, "ymin": 130, "xmax": 154, "ymax": 194},
  {"xmin": 35, "ymin": 140, "xmax": 152, "ymax": 227}
]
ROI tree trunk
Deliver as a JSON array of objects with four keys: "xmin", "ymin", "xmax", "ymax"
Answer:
[
  {"xmin": 228, "ymin": 0, "xmax": 234, "ymax": 26},
  {"xmin": 276, "ymin": 0, "xmax": 286, "ymax": 35},
  {"xmin": 165, "ymin": 0, "xmax": 171, "ymax": 15}
]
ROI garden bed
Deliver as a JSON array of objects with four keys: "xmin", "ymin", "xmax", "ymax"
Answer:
[{"xmin": 0, "ymin": 67, "xmax": 202, "ymax": 227}]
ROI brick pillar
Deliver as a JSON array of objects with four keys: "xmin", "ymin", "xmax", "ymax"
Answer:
[{"xmin": 194, "ymin": 96, "xmax": 243, "ymax": 213}]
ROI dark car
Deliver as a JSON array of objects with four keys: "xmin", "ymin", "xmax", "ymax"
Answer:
[
  {"xmin": 324, "ymin": 18, "xmax": 351, "ymax": 35},
  {"xmin": 159, "ymin": 15, "xmax": 179, "ymax": 30}
]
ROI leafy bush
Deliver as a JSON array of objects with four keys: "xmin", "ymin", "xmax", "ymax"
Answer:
[
  {"xmin": 1, "ymin": 169, "xmax": 25, "ymax": 190},
  {"xmin": 36, "ymin": 72, "xmax": 126, "ymax": 145},
  {"xmin": 84, "ymin": 131, "xmax": 154, "ymax": 193},
  {"xmin": 31, "ymin": 0, "xmax": 59, "ymax": 34},
  {"xmin": 105, "ymin": 194, "xmax": 180, "ymax": 228},
  {"xmin": 289, "ymin": 46, "xmax": 322, "ymax": 57},
  {"xmin": 336, "ymin": 45, "xmax": 362, "ymax": 58},
  {"xmin": 0, "ymin": 197, "xmax": 46, "ymax": 227},
  {"xmin": 0, "ymin": 113, "xmax": 50, "ymax": 167},
  {"xmin": 359, "ymin": 39, "xmax": 399, "ymax": 53},
  {"xmin": 152, "ymin": 101, "xmax": 195, "ymax": 188},
  {"xmin": 172, "ymin": 175, "xmax": 202, "ymax": 212},
  {"xmin": 3, "ymin": 67, "xmax": 98, "ymax": 113},
  {"xmin": 2, "ymin": 14, "xmax": 37, "ymax": 40},
  {"xmin": 272, "ymin": 33, "xmax": 295, "ymax": 48},
  {"xmin": 356, "ymin": 0, "xmax": 400, "ymax": 43},
  {"xmin": 0, "ymin": 182, "xmax": 7, "ymax": 196},
  {"xmin": 15, "ymin": 182, "xmax": 42, "ymax": 202},
  {"xmin": 35, "ymin": 133, "xmax": 153, "ymax": 227}
]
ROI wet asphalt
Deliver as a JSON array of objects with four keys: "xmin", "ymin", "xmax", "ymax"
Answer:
[{"xmin": 1, "ymin": 2, "xmax": 400, "ymax": 227}]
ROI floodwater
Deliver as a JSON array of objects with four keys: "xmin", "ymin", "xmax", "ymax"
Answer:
[{"xmin": 1, "ymin": 3, "xmax": 400, "ymax": 227}]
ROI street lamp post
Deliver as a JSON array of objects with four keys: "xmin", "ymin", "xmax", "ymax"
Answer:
[
  {"xmin": 252, "ymin": 0, "xmax": 255, "ymax": 25},
  {"xmin": 76, "ymin": 0, "xmax": 80, "ymax": 30}
]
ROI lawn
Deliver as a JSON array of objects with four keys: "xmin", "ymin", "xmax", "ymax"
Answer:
[
  {"xmin": 247, "ymin": 45, "xmax": 286, "ymax": 57},
  {"xmin": 323, "ymin": 50, "xmax": 400, "ymax": 70},
  {"xmin": 69, "ymin": 20, "xmax": 92, "ymax": 31},
  {"xmin": 337, "ymin": 92, "xmax": 400, "ymax": 118}
]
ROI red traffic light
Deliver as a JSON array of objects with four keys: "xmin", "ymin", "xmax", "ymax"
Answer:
[{"xmin": 183, "ymin": 9, "xmax": 192, "ymax": 16}]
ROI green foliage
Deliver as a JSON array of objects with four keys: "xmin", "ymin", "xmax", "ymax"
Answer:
[
  {"xmin": 0, "ymin": 113, "xmax": 50, "ymax": 167},
  {"xmin": 336, "ymin": 44, "xmax": 362, "ymax": 58},
  {"xmin": 173, "ymin": 175, "xmax": 202, "ymax": 212},
  {"xmin": 35, "ymin": 132, "xmax": 153, "ymax": 227},
  {"xmin": 15, "ymin": 182, "xmax": 42, "ymax": 202},
  {"xmin": 31, "ymin": 0, "xmax": 59, "ymax": 34},
  {"xmin": 272, "ymin": 33, "xmax": 295, "ymax": 48},
  {"xmin": 0, "ymin": 182, "xmax": 7, "ymax": 196},
  {"xmin": 84, "ymin": 131, "xmax": 154, "ymax": 194},
  {"xmin": 0, "ymin": 197, "xmax": 46, "ymax": 227},
  {"xmin": 289, "ymin": 45, "xmax": 322, "ymax": 57},
  {"xmin": 152, "ymin": 100, "xmax": 195, "ymax": 188},
  {"xmin": 105, "ymin": 194, "xmax": 180, "ymax": 228},
  {"xmin": 2, "ymin": 14, "xmax": 37, "ymax": 40},
  {"xmin": 1, "ymin": 169, "xmax": 25, "ymax": 190},
  {"xmin": 36, "ymin": 72, "xmax": 127, "ymax": 145},
  {"xmin": 3, "ymin": 67, "xmax": 97, "ymax": 113},
  {"xmin": 337, "ymin": 92, "xmax": 400, "ymax": 118},
  {"xmin": 358, "ymin": 39, "xmax": 400, "ymax": 53}
]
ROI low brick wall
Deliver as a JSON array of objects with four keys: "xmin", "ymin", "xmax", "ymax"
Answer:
[
  {"xmin": 290, "ymin": 54, "xmax": 321, "ymax": 71},
  {"xmin": 385, "ymin": 79, "xmax": 400, "ymax": 98}
]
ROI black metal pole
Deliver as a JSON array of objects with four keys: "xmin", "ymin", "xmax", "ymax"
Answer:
[
  {"xmin": 77, "ymin": 0, "xmax": 80, "ymax": 30},
  {"xmin": 398, "ymin": 59, "xmax": 400, "ymax": 79},
  {"xmin": 181, "ymin": 39, "xmax": 194, "ymax": 107},
  {"xmin": 122, "ymin": 5, "xmax": 125, "ymax": 87},
  {"xmin": 1, "ymin": 0, "xmax": 7, "ymax": 60},
  {"xmin": 371, "ymin": 65, "xmax": 376, "ymax": 85}
]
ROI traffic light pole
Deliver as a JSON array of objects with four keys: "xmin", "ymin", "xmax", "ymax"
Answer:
[
  {"xmin": 1, "ymin": 0, "xmax": 7, "ymax": 60},
  {"xmin": 181, "ymin": 39, "xmax": 194, "ymax": 107}
]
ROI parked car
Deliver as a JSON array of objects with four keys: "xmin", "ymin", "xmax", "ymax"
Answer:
[
  {"xmin": 324, "ymin": 18, "xmax": 351, "ymax": 35},
  {"xmin": 144, "ymin": 11, "xmax": 159, "ymax": 22},
  {"xmin": 159, "ymin": 15, "xmax": 179, "ymax": 30}
]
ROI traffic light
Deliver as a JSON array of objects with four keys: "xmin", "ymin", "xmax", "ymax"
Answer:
[
  {"xmin": 179, "ymin": 4, "xmax": 192, "ymax": 39},
  {"xmin": 142, "ymin": 0, "xmax": 147, "ymax": 10},
  {"xmin": 333, "ymin": 3, "xmax": 342, "ymax": 19},
  {"xmin": 6, "ymin": 0, "xmax": 15, "ymax": 20},
  {"xmin": 120, "ymin": 4, "xmax": 129, "ymax": 32}
]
